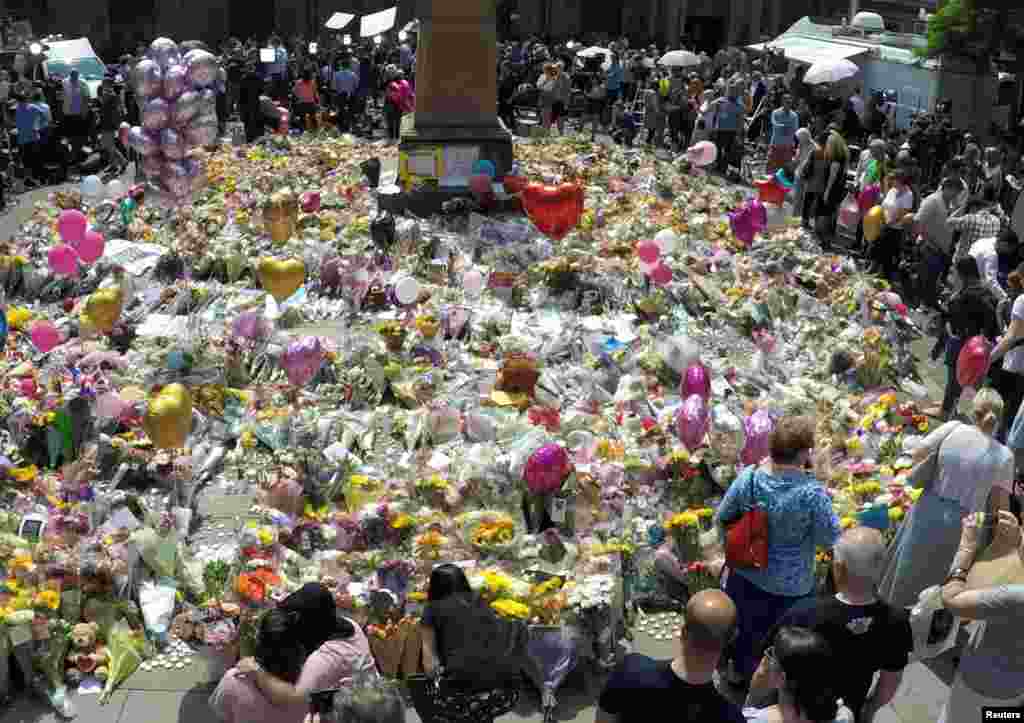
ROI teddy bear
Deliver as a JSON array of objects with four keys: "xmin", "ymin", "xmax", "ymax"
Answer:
[{"xmin": 65, "ymin": 622, "xmax": 109, "ymax": 686}]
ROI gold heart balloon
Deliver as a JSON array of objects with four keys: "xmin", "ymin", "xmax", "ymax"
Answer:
[
  {"xmin": 143, "ymin": 383, "xmax": 193, "ymax": 450},
  {"xmin": 82, "ymin": 287, "xmax": 124, "ymax": 334},
  {"xmin": 257, "ymin": 257, "xmax": 305, "ymax": 302},
  {"xmin": 263, "ymin": 188, "xmax": 299, "ymax": 245}
]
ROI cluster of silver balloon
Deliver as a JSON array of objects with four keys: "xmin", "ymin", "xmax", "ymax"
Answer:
[{"xmin": 124, "ymin": 38, "xmax": 224, "ymax": 200}]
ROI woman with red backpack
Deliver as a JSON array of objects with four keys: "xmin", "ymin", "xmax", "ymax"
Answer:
[{"xmin": 384, "ymin": 67, "xmax": 414, "ymax": 142}]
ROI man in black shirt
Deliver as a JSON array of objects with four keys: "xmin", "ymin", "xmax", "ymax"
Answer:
[
  {"xmin": 596, "ymin": 590, "xmax": 745, "ymax": 723},
  {"xmin": 747, "ymin": 528, "xmax": 913, "ymax": 723},
  {"xmin": 938, "ymin": 255, "xmax": 1001, "ymax": 419}
]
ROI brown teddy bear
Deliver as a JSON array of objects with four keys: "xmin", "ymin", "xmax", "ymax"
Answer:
[{"xmin": 65, "ymin": 622, "xmax": 109, "ymax": 686}]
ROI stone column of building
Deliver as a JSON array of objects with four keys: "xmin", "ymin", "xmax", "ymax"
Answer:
[
  {"xmin": 648, "ymin": 0, "xmax": 661, "ymax": 45},
  {"xmin": 766, "ymin": 0, "xmax": 782, "ymax": 37},
  {"xmin": 748, "ymin": 0, "xmax": 763, "ymax": 44},
  {"xmin": 677, "ymin": 0, "xmax": 690, "ymax": 46},
  {"xmin": 727, "ymin": 0, "xmax": 742, "ymax": 46},
  {"xmin": 400, "ymin": 0, "xmax": 513, "ymax": 205}
]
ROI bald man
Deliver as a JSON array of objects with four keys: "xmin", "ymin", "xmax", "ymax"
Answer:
[
  {"xmin": 747, "ymin": 528, "xmax": 912, "ymax": 723},
  {"xmin": 596, "ymin": 590, "xmax": 745, "ymax": 723}
]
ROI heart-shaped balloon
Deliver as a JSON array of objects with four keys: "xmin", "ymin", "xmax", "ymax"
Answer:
[
  {"xmin": 524, "ymin": 443, "xmax": 572, "ymax": 495},
  {"xmin": 503, "ymin": 175, "xmax": 528, "ymax": 194},
  {"xmin": 520, "ymin": 182, "xmax": 584, "ymax": 241},
  {"xmin": 257, "ymin": 257, "xmax": 305, "ymax": 302},
  {"xmin": 75, "ymin": 230, "xmax": 106, "ymax": 264},
  {"xmin": 281, "ymin": 336, "xmax": 325, "ymax": 387},
  {"xmin": 676, "ymin": 394, "xmax": 709, "ymax": 451},
  {"xmin": 82, "ymin": 287, "xmax": 124, "ymax": 334},
  {"xmin": 143, "ymin": 383, "xmax": 193, "ymax": 450},
  {"xmin": 300, "ymin": 191, "xmax": 321, "ymax": 213},
  {"xmin": 863, "ymin": 206, "xmax": 884, "ymax": 242},
  {"xmin": 957, "ymin": 335, "xmax": 992, "ymax": 388},
  {"xmin": 754, "ymin": 177, "xmax": 786, "ymax": 206},
  {"xmin": 741, "ymin": 409, "xmax": 775, "ymax": 467},
  {"xmin": 48, "ymin": 244, "xmax": 80, "ymax": 276}
]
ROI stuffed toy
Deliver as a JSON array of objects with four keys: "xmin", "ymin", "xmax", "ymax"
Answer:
[{"xmin": 65, "ymin": 622, "xmax": 109, "ymax": 685}]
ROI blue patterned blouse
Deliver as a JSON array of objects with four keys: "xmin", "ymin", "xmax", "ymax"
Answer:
[{"xmin": 714, "ymin": 466, "xmax": 841, "ymax": 597}]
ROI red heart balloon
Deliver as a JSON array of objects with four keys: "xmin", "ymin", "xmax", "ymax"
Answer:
[
  {"xmin": 503, "ymin": 175, "xmax": 528, "ymax": 194},
  {"xmin": 520, "ymin": 182, "xmax": 584, "ymax": 241}
]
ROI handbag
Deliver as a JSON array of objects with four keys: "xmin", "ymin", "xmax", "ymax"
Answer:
[
  {"xmin": 906, "ymin": 422, "xmax": 957, "ymax": 490},
  {"xmin": 724, "ymin": 471, "xmax": 769, "ymax": 570}
]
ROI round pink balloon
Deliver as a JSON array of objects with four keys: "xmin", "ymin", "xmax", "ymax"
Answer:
[
  {"xmin": 524, "ymin": 443, "xmax": 572, "ymax": 495},
  {"xmin": 48, "ymin": 244, "xmax": 80, "ymax": 276},
  {"xmin": 75, "ymin": 230, "xmax": 105, "ymax": 264},
  {"xmin": 676, "ymin": 394, "xmax": 709, "ymax": 450},
  {"xmin": 688, "ymin": 140, "xmax": 718, "ymax": 168},
  {"xmin": 651, "ymin": 263, "xmax": 673, "ymax": 286},
  {"xmin": 58, "ymin": 209, "xmax": 88, "ymax": 244},
  {"xmin": 637, "ymin": 240, "xmax": 660, "ymax": 264},
  {"xmin": 95, "ymin": 392, "xmax": 129, "ymax": 419},
  {"xmin": 30, "ymin": 321, "xmax": 62, "ymax": 352}
]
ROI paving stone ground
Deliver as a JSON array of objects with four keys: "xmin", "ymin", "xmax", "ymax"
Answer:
[{"xmin": 0, "ymin": 159, "xmax": 956, "ymax": 723}]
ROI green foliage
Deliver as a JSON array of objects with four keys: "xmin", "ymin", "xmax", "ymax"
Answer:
[{"xmin": 916, "ymin": 0, "xmax": 976, "ymax": 58}]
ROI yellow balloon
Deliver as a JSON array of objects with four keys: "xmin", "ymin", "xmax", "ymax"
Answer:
[
  {"xmin": 143, "ymin": 383, "xmax": 193, "ymax": 450},
  {"xmin": 257, "ymin": 257, "xmax": 305, "ymax": 302},
  {"xmin": 863, "ymin": 205, "xmax": 884, "ymax": 243},
  {"xmin": 82, "ymin": 287, "xmax": 124, "ymax": 333}
]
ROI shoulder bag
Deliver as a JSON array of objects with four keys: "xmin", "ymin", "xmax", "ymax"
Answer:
[
  {"xmin": 725, "ymin": 470, "xmax": 769, "ymax": 569},
  {"xmin": 906, "ymin": 422, "xmax": 958, "ymax": 490}
]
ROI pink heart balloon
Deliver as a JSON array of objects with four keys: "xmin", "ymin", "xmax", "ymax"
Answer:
[
  {"xmin": 524, "ymin": 443, "xmax": 572, "ymax": 495},
  {"xmin": 30, "ymin": 321, "xmax": 62, "ymax": 352},
  {"xmin": 58, "ymin": 209, "xmax": 88, "ymax": 244},
  {"xmin": 75, "ymin": 229, "xmax": 106, "ymax": 264},
  {"xmin": 681, "ymin": 362, "xmax": 711, "ymax": 401},
  {"xmin": 741, "ymin": 410, "xmax": 775, "ymax": 467},
  {"xmin": 48, "ymin": 244, "xmax": 80, "ymax": 277},
  {"xmin": 637, "ymin": 240, "xmax": 661, "ymax": 264},
  {"xmin": 301, "ymin": 191, "xmax": 321, "ymax": 214},
  {"xmin": 95, "ymin": 392, "xmax": 129, "ymax": 419},
  {"xmin": 651, "ymin": 263, "xmax": 673, "ymax": 286}
]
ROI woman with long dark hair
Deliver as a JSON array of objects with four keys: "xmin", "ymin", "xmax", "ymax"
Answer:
[
  {"xmin": 219, "ymin": 583, "xmax": 376, "ymax": 722},
  {"xmin": 745, "ymin": 627, "xmax": 852, "ymax": 722},
  {"xmin": 413, "ymin": 564, "xmax": 524, "ymax": 723}
]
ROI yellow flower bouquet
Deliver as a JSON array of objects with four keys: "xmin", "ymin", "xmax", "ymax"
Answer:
[
  {"xmin": 665, "ymin": 510, "xmax": 702, "ymax": 563},
  {"xmin": 458, "ymin": 511, "xmax": 521, "ymax": 558}
]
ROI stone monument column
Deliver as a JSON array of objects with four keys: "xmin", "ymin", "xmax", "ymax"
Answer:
[{"xmin": 400, "ymin": 0, "xmax": 513, "ymax": 200}]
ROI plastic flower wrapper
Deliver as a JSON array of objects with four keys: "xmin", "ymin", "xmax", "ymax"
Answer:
[
  {"xmin": 36, "ymin": 618, "xmax": 74, "ymax": 716},
  {"xmin": 524, "ymin": 624, "xmax": 578, "ymax": 714},
  {"xmin": 458, "ymin": 510, "xmax": 522, "ymax": 559},
  {"xmin": 129, "ymin": 526, "xmax": 179, "ymax": 579},
  {"xmin": 99, "ymin": 621, "xmax": 147, "ymax": 704}
]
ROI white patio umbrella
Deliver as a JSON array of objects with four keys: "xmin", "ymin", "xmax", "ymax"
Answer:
[
  {"xmin": 658, "ymin": 50, "xmax": 701, "ymax": 68},
  {"xmin": 576, "ymin": 46, "xmax": 613, "ymax": 70},
  {"xmin": 803, "ymin": 58, "xmax": 859, "ymax": 85}
]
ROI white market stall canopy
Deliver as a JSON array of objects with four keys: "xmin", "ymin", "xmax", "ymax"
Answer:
[
  {"xmin": 748, "ymin": 36, "xmax": 867, "ymax": 66},
  {"xmin": 325, "ymin": 12, "xmax": 355, "ymax": 30},
  {"xmin": 360, "ymin": 6, "xmax": 397, "ymax": 37}
]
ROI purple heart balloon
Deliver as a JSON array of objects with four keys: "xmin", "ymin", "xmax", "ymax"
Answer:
[
  {"xmin": 740, "ymin": 409, "xmax": 775, "ymax": 467},
  {"xmin": 231, "ymin": 310, "xmax": 272, "ymax": 342},
  {"xmin": 681, "ymin": 362, "xmax": 711, "ymax": 401},
  {"xmin": 729, "ymin": 207, "xmax": 755, "ymax": 245},
  {"xmin": 162, "ymin": 64, "xmax": 188, "ymax": 100},
  {"xmin": 185, "ymin": 49, "xmax": 219, "ymax": 89},
  {"xmin": 172, "ymin": 91, "xmax": 201, "ymax": 125},
  {"xmin": 676, "ymin": 394, "xmax": 709, "ymax": 451},
  {"xmin": 133, "ymin": 58, "xmax": 163, "ymax": 97},
  {"xmin": 127, "ymin": 125, "xmax": 160, "ymax": 156},
  {"xmin": 524, "ymin": 443, "xmax": 572, "ymax": 495},
  {"xmin": 282, "ymin": 337, "xmax": 325, "ymax": 387},
  {"xmin": 160, "ymin": 127, "xmax": 186, "ymax": 159},
  {"xmin": 149, "ymin": 37, "xmax": 182, "ymax": 69},
  {"xmin": 160, "ymin": 160, "xmax": 192, "ymax": 198},
  {"xmin": 142, "ymin": 98, "xmax": 171, "ymax": 131}
]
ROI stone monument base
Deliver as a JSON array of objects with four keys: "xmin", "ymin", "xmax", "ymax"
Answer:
[{"xmin": 397, "ymin": 114, "xmax": 514, "ymax": 216}]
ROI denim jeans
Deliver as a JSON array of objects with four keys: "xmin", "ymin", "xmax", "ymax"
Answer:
[
  {"xmin": 917, "ymin": 244, "xmax": 950, "ymax": 310},
  {"xmin": 942, "ymin": 335, "xmax": 964, "ymax": 417}
]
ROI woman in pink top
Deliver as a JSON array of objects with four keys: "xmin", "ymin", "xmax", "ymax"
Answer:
[
  {"xmin": 292, "ymin": 69, "xmax": 320, "ymax": 131},
  {"xmin": 210, "ymin": 584, "xmax": 377, "ymax": 723},
  {"xmin": 384, "ymin": 67, "xmax": 414, "ymax": 142}
]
